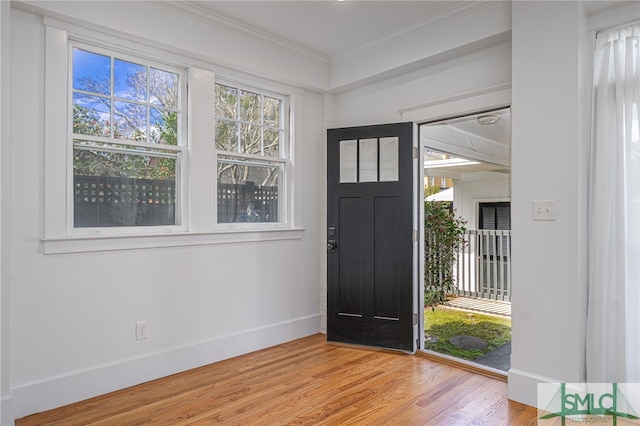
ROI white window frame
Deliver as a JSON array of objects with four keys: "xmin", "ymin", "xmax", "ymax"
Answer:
[
  {"xmin": 67, "ymin": 41, "xmax": 188, "ymax": 236},
  {"xmin": 213, "ymin": 79, "xmax": 292, "ymax": 231},
  {"xmin": 42, "ymin": 19, "xmax": 304, "ymax": 254}
]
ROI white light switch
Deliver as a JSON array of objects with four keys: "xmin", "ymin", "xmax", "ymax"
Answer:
[{"xmin": 533, "ymin": 200, "xmax": 556, "ymax": 221}]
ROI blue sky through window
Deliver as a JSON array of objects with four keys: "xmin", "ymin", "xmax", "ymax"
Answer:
[
  {"xmin": 114, "ymin": 59, "xmax": 146, "ymax": 101},
  {"xmin": 72, "ymin": 46, "xmax": 179, "ymax": 144},
  {"xmin": 72, "ymin": 48, "xmax": 110, "ymax": 95}
]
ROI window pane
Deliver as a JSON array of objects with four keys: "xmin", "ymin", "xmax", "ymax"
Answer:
[
  {"xmin": 114, "ymin": 101, "xmax": 147, "ymax": 141},
  {"xmin": 216, "ymin": 119, "xmax": 239, "ymax": 151},
  {"xmin": 114, "ymin": 58, "xmax": 146, "ymax": 101},
  {"xmin": 149, "ymin": 68, "xmax": 178, "ymax": 108},
  {"xmin": 73, "ymin": 93, "xmax": 111, "ymax": 137},
  {"xmin": 150, "ymin": 108, "xmax": 178, "ymax": 145},
  {"xmin": 73, "ymin": 48, "xmax": 110, "ymax": 95},
  {"xmin": 359, "ymin": 138, "xmax": 378, "ymax": 182},
  {"xmin": 263, "ymin": 128, "xmax": 280, "ymax": 157},
  {"xmin": 215, "ymin": 84, "xmax": 238, "ymax": 120},
  {"xmin": 497, "ymin": 206, "xmax": 511, "ymax": 230},
  {"xmin": 70, "ymin": 46, "xmax": 184, "ymax": 230},
  {"xmin": 73, "ymin": 147, "xmax": 177, "ymax": 227},
  {"xmin": 482, "ymin": 206, "xmax": 496, "ymax": 229},
  {"xmin": 215, "ymin": 83, "xmax": 285, "ymax": 160},
  {"xmin": 379, "ymin": 137, "xmax": 398, "ymax": 182},
  {"xmin": 339, "ymin": 140, "xmax": 357, "ymax": 183},
  {"xmin": 240, "ymin": 90, "xmax": 261, "ymax": 123},
  {"xmin": 240, "ymin": 123, "xmax": 262, "ymax": 155},
  {"xmin": 263, "ymin": 96, "xmax": 280, "ymax": 127},
  {"xmin": 217, "ymin": 157, "xmax": 280, "ymax": 223}
]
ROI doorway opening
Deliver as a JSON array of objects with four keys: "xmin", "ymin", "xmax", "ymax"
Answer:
[{"xmin": 419, "ymin": 107, "xmax": 511, "ymax": 372}]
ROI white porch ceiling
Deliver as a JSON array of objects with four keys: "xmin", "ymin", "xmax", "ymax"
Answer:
[{"xmin": 422, "ymin": 107, "xmax": 511, "ymax": 178}]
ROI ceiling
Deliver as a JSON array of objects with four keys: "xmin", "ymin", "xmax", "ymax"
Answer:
[
  {"xmin": 178, "ymin": 1, "xmax": 631, "ymax": 61},
  {"xmin": 178, "ymin": 1, "xmax": 629, "ymax": 180},
  {"xmin": 185, "ymin": 1, "xmax": 471, "ymax": 59},
  {"xmin": 422, "ymin": 107, "xmax": 511, "ymax": 178},
  {"xmin": 176, "ymin": 1, "xmax": 512, "ymax": 180}
]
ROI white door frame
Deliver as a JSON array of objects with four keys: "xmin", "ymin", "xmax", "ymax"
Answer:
[{"xmin": 401, "ymin": 83, "xmax": 512, "ymax": 350}]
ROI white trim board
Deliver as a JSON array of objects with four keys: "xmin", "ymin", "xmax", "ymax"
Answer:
[
  {"xmin": 401, "ymin": 84, "xmax": 511, "ymax": 124},
  {"xmin": 508, "ymin": 368, "xmax": 561, "ymax": 409}
]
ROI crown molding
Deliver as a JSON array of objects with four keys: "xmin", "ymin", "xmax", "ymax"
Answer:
[
  {"xmin": 149, "ymin": 0, "xmax": 329, "ymax": 65},
  {"xmin": 150, "ymin": 1, "xmax": 505, "ymax": 71}
]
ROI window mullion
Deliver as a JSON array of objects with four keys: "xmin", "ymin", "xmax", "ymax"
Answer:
[
  {"xmin": 73, "ymin": 143, "xmax": 179, "ymax": 159},
  {"xmin": 260, "ymin": 94, "xmax": 265, "ymax": 156},
  {"xmin": 215, "ymin": 150, "xmax": 286, "ymax": 164},
  {"xmin": 236, "ymin": 91, "xmax": 242, "ymax": 154}
]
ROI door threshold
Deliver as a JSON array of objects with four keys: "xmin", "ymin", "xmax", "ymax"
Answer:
[
  {"xmin": 327, "ymin": 339, "xmax": 415, "ymax": 355},
  {"xmin": 417, "ymin": 349, "xmax": 508, "ymax": 382}
]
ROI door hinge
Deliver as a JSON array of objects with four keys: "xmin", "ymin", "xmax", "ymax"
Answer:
[
  {"xmin": 413, "ymin": 146, "xmax": 419, "ymax": 159},
  {"xmin": 413, "ymin": 229, "xmax": 418, "ymax": 242},
  {"xmin": 413, "ymin": 313, "xmax": 418, "ymax": 326}
]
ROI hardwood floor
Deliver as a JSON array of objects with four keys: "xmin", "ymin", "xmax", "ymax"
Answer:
[{"xmin": 16, "ymin": 334, "xmax": 538, "ymax": 425}]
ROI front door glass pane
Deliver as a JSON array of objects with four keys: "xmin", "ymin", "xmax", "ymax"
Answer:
[
  {"xmin": 339, "ymin": 139, "xmax": 357, "ymax": 183},
  {"xmin": 379, "ymin": 137, "xmax": 398, "ymax": 182},
  {"xmin": 359, "ymin": 138, "xmax": 378, "ymax": 182}
]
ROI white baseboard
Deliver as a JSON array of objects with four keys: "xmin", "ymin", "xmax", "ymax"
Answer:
[
  {"xmin": 508, "ymin": 368, "xmax": 558, "ymax": 408},
  {"xmin": 1, "ymin": 395, "xmax": 15, "ymax": 426},
  {"xmin": 12, "ymin": 314, "xmax": 321, "ymax": 420}
]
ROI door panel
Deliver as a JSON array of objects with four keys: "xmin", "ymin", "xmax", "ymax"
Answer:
[
  {"xmin": 338, "ymin": 197, "xmax": 363, "ymax": 316},
  {"xmin": 374, "ymin": 196, "xmax": 399, "ymax": 320},
  {"xmin": 327, "ymin": 122, "xmax": 416, "ymax": 353}
]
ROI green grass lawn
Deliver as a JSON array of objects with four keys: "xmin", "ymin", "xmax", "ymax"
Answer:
[{"xmin": 424, "ymin": 306, "xmax": 511, "ymax": 361}]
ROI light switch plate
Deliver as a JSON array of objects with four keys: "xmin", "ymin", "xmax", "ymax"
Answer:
[{"xmin": 533, "ymin": 200, "xmax": 556, "ymax": 221}]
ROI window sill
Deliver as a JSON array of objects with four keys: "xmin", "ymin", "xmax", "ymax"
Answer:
[{"xmin": 41, "ymin": 228, "xmax": 305, "ymax": 254}]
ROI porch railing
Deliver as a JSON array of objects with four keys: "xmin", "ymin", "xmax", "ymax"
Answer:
[{"xmin": 453, "ymin": 229, "xmax": 512, "ymax": 302}]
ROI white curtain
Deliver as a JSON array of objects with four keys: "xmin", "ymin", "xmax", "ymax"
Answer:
[{"xmin": 587, "ymin": 22, "xmax": 640, "ymax": 384}]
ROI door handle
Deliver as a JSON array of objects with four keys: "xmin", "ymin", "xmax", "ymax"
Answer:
[{"xmin": 327, "ymin": 240, "xmax": 337, "ymax": 252}]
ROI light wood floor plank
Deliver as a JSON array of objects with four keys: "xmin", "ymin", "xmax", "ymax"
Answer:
[{"xmin": 16, "ymin": 334, "xmax": 538, "ymax": 425}]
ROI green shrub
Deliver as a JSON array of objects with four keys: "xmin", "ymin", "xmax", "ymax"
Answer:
[{"xmin": 424, "ymin": 201, "xmax": 467, "ymax": 307}]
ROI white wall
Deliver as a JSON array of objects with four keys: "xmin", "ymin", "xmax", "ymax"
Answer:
[
  {"xmin": 7, "ymin": 4, "xmax": 322, "ymax": 419},
  {"xmin": 453, "ymin": 174, "xmax": 510, "ymax": 230},
  {"xmin": 0, "ymin": 1, "xmax": 12, "ymax": 423},
  {"xmin": 508, "ymin": 1, "xmax": 589, "ymax": 407},
  {"xmin": 329, "ymin": 1, "xmax": 512, "ymax": 92},
  {"xmin": 336, "ymin": 41, "xmax": 512, "ymax": 127}
]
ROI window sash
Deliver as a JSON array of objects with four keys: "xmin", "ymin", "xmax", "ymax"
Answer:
[
  {"xmin": 214, "ymin": 80, "xmax": 288, "ymax": 160},
  {"xmin": 216, "ymin": 155, "xmax": 284, "ymax": 224},
  {"xmin": 214, "ymin": 81, "xmax": 290, "ymax": 228},
  {"xmin": 67, "ymin": 41, "xmax": 187, "ymax": 233}
]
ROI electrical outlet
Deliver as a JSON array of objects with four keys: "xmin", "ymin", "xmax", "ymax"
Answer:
[{"xmin": 135, "ymin": 321, "xmax": 149, "ymax": 340}]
